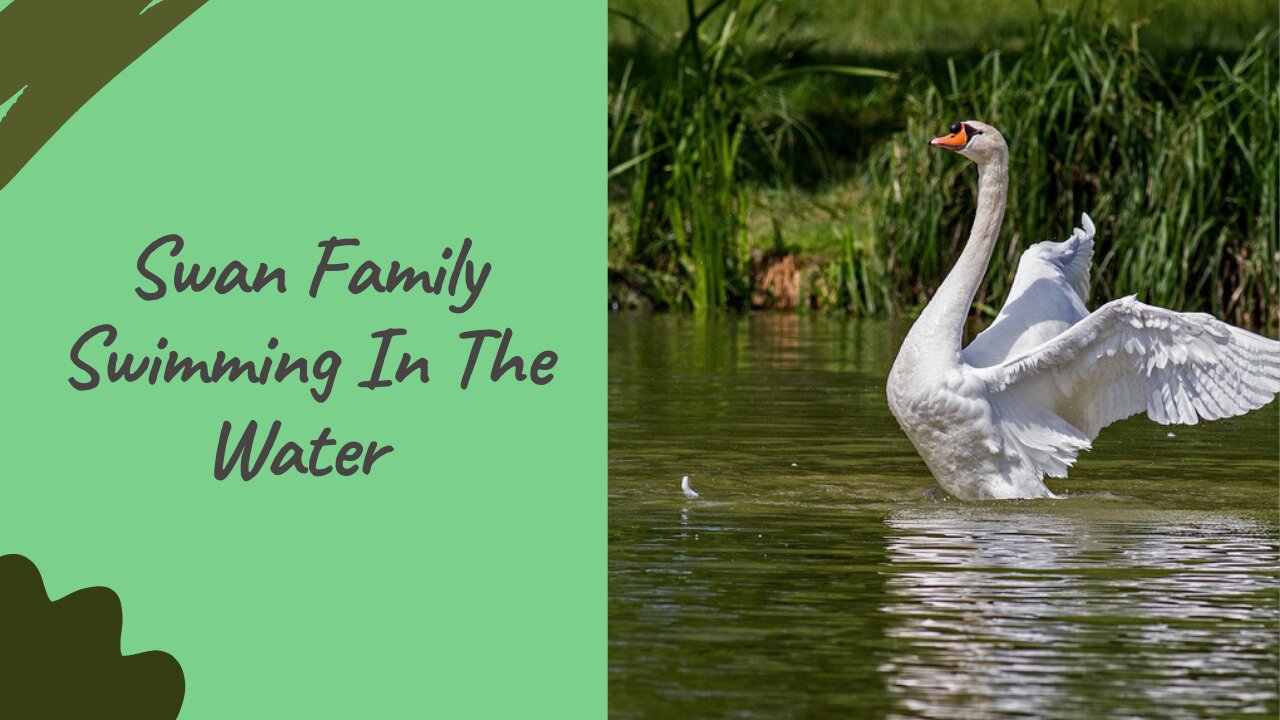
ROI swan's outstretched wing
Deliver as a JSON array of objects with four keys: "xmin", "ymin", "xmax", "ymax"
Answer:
[
  {"xmin": 977, "ymin": 295, "xmax": 1280, "ymax": 439},
  {"xmin": 963, "ymin": 214, "xmax": 1095, "ymax": 367}
]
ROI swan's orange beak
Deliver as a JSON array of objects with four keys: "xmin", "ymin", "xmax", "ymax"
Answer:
[{"xmin": 930, "ymin": 126, "xmax": 968, "ymax": 150}]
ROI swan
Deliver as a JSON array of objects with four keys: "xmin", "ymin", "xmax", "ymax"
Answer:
[{"xmin": 886, "ymin": 120, "xmax": 1280, "ymax": 500}]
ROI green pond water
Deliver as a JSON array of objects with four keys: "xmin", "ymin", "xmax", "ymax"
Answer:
[{"xmin": 609, "ymin": 313, "xmax": 1279, "ymax": 719}]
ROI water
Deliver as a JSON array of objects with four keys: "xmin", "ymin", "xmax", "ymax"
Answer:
[{"xmin": 609, "ymin": 313, "xmax": 1279, "ymax": 719}]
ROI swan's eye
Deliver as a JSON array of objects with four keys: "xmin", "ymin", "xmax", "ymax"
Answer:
[
  {"xmin": 964, "ymin": 123, "xmax": 984, "ymax": 136},
  {"xmin": 949, "ymin": 121, "xmax": 962, "ymax": 134}
]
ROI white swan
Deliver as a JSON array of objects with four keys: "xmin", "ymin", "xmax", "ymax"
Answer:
[{"xmin": 886, "ymin": 120, "xmax": 1280, "ymax": 500}]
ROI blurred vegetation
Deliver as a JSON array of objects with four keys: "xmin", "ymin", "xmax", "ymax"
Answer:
[
  {"xmin": 609, "ymin": 0, "xmax": 1272, "ymax": 57},
  {"xmin": 607, "ymin": 0, "xmax": 1279, "ymax": 330}
]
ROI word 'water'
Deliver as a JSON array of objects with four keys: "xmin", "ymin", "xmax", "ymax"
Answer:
[{"xmin": 215, "ymin": 421, "xmax": 394, "ymax": 481}]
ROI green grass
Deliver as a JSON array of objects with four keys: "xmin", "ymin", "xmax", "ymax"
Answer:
[
  {"xmin": 853, "ymin": 13, "xmax": 1277, "ymax": 327},
  {"xmin": 608, "ymin": 1, "xmax": 1279, "ymax": 329},
  {"xmin": 608, "ymin": 0, "xmax": 892, "ymax": 310}
]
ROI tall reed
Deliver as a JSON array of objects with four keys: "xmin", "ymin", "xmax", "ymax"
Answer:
[
  {"xmin": 608, "ymin": 0, "xmax": 892, "ymax": 310},
  {"xmin": 854, "ymin": 11, "xmax": 1277, "ymax": 327}
]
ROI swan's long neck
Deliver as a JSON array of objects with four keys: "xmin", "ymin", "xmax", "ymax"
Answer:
[{"xmin": 910, "ymin": 155, "xmax": 1008, "ymax": 360}]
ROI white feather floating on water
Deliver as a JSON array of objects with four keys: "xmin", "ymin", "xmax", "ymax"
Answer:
[{"xmin": 681, "ymin": 476, "xmax": 700, "ymax": 499}]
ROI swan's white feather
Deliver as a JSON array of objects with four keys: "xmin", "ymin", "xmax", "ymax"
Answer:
[{"xmin": 1058, "ymin": 212, "xmax": 1095, "ymax": 302}]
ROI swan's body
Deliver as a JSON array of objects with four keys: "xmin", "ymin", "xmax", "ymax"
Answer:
[{"xmin": 887, "ymin": 120, "xmax": 1280, "ymax": 500}]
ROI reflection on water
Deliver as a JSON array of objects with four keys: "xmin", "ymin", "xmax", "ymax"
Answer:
[
  {"xmin": 610, "ymin": 313, "xmax": 1278, "ymax": 719},
  {"xmin": 882, "ymin": 510, "xmax": 1278, "ymax": 720}
]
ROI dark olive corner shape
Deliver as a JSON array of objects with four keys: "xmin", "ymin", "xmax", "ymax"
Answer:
[
  {"xmin": 0, "ymin": 0, "xmax": 209, "ymax": 193},
  {"xmin": 0, "ymin": 553, "xmax": 185, "ymax": 719}
]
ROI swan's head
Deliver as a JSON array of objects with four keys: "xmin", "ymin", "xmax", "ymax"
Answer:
[{"xmin": 930, "ymin": 120, "xmax": 1007, "ymax": 165}]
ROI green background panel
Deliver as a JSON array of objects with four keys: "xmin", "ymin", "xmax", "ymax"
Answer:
[{"xmin": 0, "ymin": 2, "xmax": 604, "ymax": 716}]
